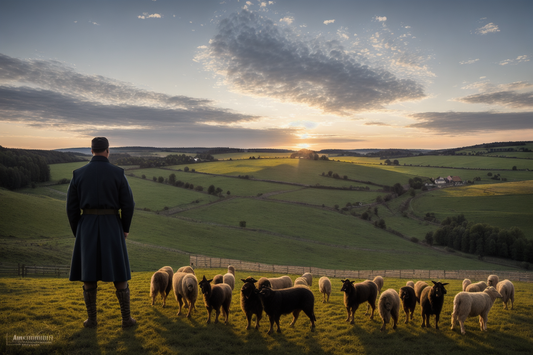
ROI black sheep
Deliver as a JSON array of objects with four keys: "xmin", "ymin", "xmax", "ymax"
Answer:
[
  {"xmin": 420, "ymin": 281, "xmax": 449, "ymax": 329},
  {"xmin": 240, "ymin": 277, "xmax": 263, "ymax": 330},
  {"xmin": 399, "ymin": 286, "xmax": 416, "ymax": 324},
  {"xmin": 340, "ymin": 279, "xmax": 378, "ymax": 323},
  {"xmin": 258, "ymin": 286, "xmax": 316, "ymax": 335}
]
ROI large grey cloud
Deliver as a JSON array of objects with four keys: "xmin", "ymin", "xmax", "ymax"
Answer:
[
  {"xmin": 408, "ymin": 111, "xmax": 533, "ymax": 134},
  {"xmin": 199, "ymin": 10, "xmax": 426, "ymax": 115},
  {"xmin": 0, "ymin": 53, "xmax": 300, "ymax": 147}
]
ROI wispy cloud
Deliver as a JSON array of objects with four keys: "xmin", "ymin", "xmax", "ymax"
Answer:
[
  {"xmin": 460, "ymin": 58, "xmax": 479, "ymax": 65},
  {"xmin": 138, "ymin": 13, "xmax": 162, "ymax": 19},
  {"xmin": 364, "ymin": 121, "xmax": 392, "ymax": 126},
  {"xmin": 198, "ymin": 10, "xmax": 426, "ymax": 116},
  {"xmin": 374, "ymin": 16, "xmax": 387, "ymax": 22},
  {"xmin": 279, "ymin": 16, "xmax": 294, "ymax": 25},
  {"xmin": 476, "ymin": 22, "xmax": 500, "ymax": 35},
  {"xmin": 408, "ymin": 111, "xmax": 532, "ymax": 134},
  {"xmin": 456, "ymin": 91, "xmax": 533, "ymax": 108},
  {"xmin": 499, "ymin": 55, "xmax": 529, "ymax": 66},
  {"xmin": 323, "ymin": 19, "xmax": 335, "ymax": 25}
]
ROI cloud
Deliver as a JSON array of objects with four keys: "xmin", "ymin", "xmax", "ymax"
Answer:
[
  {"xmin": 408, "ymin": 111, "xmax": 532, "ymax": 134},
  {"xmin": 374, "ymin": 16, "xmax": 387, "ymax": 22},
  {"xmin": 459, "ymin": 58, "xmax": 479, "ymax": 65},
  {"xmin": 456, "ymin": 91, "xmax": 533, "ymax": 108},
  {"xmin": 138, "ymin": 13, "xmax": 162, "ymax": 19},
  {"xmin": 323, "ymin": 19, "xmax": 335, "ymax": 25},
  {"xmin": 198, "ymin": 10, "xmax": 426, "ymax": 116},
  {"xmin": 279, "ymin": 16, "xmax": 294, "ymax": 25},
  {"xmin": 0, "ymin": 53, "xmax": 287, "ymax": 146},
  {"xmin": 476, "ymin": 22, "xmax": 500, "ymax": 35},
  {"xmin": 499, "ymin": 55, "xmax": 529, "ymax": 66},
  {"xmin": 364, "ymin": 121, "xmax": 392, "ymax": 126}
]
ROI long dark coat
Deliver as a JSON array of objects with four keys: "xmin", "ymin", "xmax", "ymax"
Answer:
[{"xmin": 67, "ymin": 156, "xmax": 135, "ymax": 282}]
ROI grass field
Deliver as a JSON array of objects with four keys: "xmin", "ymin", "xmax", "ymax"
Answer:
[{"xmin": 0, "ymin": 272, "xmax": 532, "ymax": 355}]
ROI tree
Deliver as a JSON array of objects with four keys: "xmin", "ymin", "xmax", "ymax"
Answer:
[
  {"xmin": 168, "ymin": 173, "xmax": 176, "ymax": 185},
  {"xmin": 378, "ymin": 219, "xmax": 386, "ymax": 229},
  {"xmin": 158, "ymin": 176, "xmax": 164, "ymax": 183},
  {"xmin": 207, "ymin": 185, "xmax": 215, "ymax": 195},
  {"xmin": 153, "ymin": 176, "xmax": 157, "ymax": 182},
  {"xmin": 142, "ymin": 174, "xmax": 146, "ymax": 179},
  {"xmin": 183, "ymin": 166, "xmax": 190, "ymax": 172},
  {"xmin": 512, "ymin": 166, "xmax": 517, "ymax": 170},
  {"xmin": 425, "ymin": 231, "xmax": 434, "ymax": 246}
]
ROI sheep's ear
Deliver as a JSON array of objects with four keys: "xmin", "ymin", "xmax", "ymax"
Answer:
[
  {"xmin": 442, "ymin": 283, "xmax": 449, "ymax": 286},
  {"xmin": 341, "ymin": 279, "xmax": 346, "ymax": 283},
  {"xmin": 241, "ymin": 279, "xmax": 247, "ymax": 282},
  {"xmin": 207, "ymin": 279, "xmax": 213, "ymax": 283},
  {"xmin": 351, "ymin": 281, "xmax": 355, "ymax": 284},
  {"xmin": 431, "ymin": 281, "xmax": 437, "ymax": 285}
]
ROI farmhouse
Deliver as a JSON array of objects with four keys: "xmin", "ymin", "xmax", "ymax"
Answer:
[
  {"xmin": 434, "ymin": 177, "xmax": 447, "ymax": 185},
  {"xmin": 448, "ymin": 176, "xmax": 463, "ymax": 186}
]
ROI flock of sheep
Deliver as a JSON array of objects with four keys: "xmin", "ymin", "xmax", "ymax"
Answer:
[{"xmin": 150, "ymin": 265, "xmax": 515, "ymax": 335}]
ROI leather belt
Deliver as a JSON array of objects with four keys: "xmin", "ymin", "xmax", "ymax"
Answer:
[{"xmin": 83, "ymin": 209, "xmax": 119, "ymax": 215}]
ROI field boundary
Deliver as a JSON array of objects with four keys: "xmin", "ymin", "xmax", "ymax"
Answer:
[{"xmin": 189, "ymin": 254, "xmax": 533, "ymax": 282}]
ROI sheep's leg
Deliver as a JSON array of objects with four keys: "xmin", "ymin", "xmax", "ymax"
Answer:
[
  {"xmin": 450, "ymin": 313, "xmax": 456, "ymax": 330},
  {"xmin": 289, "ymin": 310, "xmax": 301, "ymax": 327},
  {"xmin": 223, "ymin": 304, "xmax": 230, "ymax": 324},
  {"xmin": 186, "ymin": 300, "xmax": 193, "ymax": 318},
  {"xmin": 214, "ymin": 307, "xmax": 221, "ymax": 324},
  {"xmin": 162, "ymin": 292, "xmax": 167, "ymax": 308},
  {"xmin": 345, "ymin": 307, "xmax": 352, "ymax": 323},
  {"xmin": 459, "ymin": 320, "xmax": 466, "ymax": 335},
  {"xmin": 392, "ymin": 311, "xmax": 398, "ymax": 330},
  {"xmin": 205, "ymin": 307, "xmax": 212, "ymax": 324},
  {"xmin": 368, "ymin": 302, "xmax": 375, "ymax": 320},
  {"xmin": 435, "ymin": 314, "xmax": 440, "ymax": 330},
  {"xmin": 410, "ymin": 307, "xmax": 415, "ymax": 320},
  {"xmin": 245, "ymin": 314, "xmax": 252, "ymax": 330},
  {"xmin": 255, "ymin": 313, "xmax": 261, "ymax": 330},
  {"xmin": 275, "ymin": 316, "xmax": 282, "ymax": 333},
  {"xmin": 177, "ymin": 296, "xmax": 183, "ymax": 316},
  {"xmin": 403, "ymin": 306, "xmax": 409, "ymax": 324},
  {"xmin": 267, "ymin": 315, "xmax": 275, "ymax": 335}
]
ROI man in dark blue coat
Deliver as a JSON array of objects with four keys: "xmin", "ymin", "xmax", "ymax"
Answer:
[{"xmin": 67, "ymin": 137, "xmax": 136, "ymax": 328}]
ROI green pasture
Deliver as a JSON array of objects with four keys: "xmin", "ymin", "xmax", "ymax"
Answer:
[
  {"xmin": 0, "ymin": 274, "xmax": 532, "ymax": 355},
  {"xmin": 267, "ymin": 187, "xmax": 384, "ymax": 207},
  {"xmin": 190, "ymin": 159, "xmax": 411, "ymax": 187},
  {"xmin": 49, "ymin": 161, "xmax": 89, "ymax": 182},
  {"xmin": 411, "ymin": 187, "xmax": 533, "ymax": 239},
  {"xmin": 127, "ymin": 178, "xmax": 219, "ymax": 212},
  {"xmin": 128, "ymin": 168, "xmax": 299, "ymax": 197},
  {"xmin": 213, "ymin": 152, "xmax": 294, "ymax": 160}
]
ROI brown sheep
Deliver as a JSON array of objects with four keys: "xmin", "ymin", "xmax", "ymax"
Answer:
[
  {"xmin": 367, "ymin": 276, "xmax": 384, "ymax": 315},
  {"xmin": 399, "ymin": 285, "xmax": 416, "ymax": 324},
  {"xmin": 406, "ymin": 281, "xmax": 415, "ymax": 288},
  {"xmin": 302, "ymin": 272, "xmax": 313, "ymax": 287},
  {"xmin": 177, "ymin": 265, "xmax": 194, "ymax": 274},
  {"xmin": 420, "ymin": 281, "xmax": 448, "ymax": 330},
  {"xmin": 240, "ymin": 277, "xmax": 263, "ymax": 330},
  {"xmin": 294, "ymin": 277, "xmax": 310, "ymax": 288},
  {"xmin": 487, "ymin": 275, "xmax": 499, "ymax": 287},
  {"xmin": 150, "ymin": 270, "xmax": 170, "ymax": 307},
  {"xmin": 341, "ymin": 279, "xmax": 378, "ymax": 323},
  {"xmin": 198, "ymin": 275, "xmax": 232, "ymax": 324}
]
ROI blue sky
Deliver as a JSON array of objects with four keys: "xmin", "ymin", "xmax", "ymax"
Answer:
[{"xmin": 0, "ymin": 0, "xmax": 531, "ymax": 150}]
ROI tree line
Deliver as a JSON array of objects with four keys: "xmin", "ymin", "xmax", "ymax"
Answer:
[
  {"xmin": 425, "ymin": 214, "xmax": 532, "ymax": 266},
  {"xmin": 113, "ymin": 153, "xmax": 215, "ymax": 168}
]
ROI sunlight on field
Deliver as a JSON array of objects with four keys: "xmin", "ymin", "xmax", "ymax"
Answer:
[{"xmin": 442, "ymin": 180, "xmax": 533, "ymax": 197}]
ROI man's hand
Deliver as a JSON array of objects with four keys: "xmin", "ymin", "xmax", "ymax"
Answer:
[{"xmin": 124, "ymin": 232, "xmax": 129, "ymax": 239}]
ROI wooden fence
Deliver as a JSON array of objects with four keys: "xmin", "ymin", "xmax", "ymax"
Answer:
[
  {"xmin": 189, "ymin": 255, "xmax": 533, "ymax": 283},
  {"xmin": 0, "ymin": 263, "xmax": 70, "ymax": 278}
]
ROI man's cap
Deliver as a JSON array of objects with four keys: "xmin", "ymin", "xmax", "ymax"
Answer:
[{"xmin": 91, "ymin": 137, "xmax": 109, "ymax": 150}]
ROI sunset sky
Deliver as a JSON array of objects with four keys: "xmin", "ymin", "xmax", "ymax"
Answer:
[{"xmin": 1, "ymin": 0, "xmax": 531, "ymax": 150}]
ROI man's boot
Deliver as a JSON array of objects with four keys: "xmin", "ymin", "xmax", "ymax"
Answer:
[
  {"xmin": 116, "ymin": 285, "xmax": 137, "ymax": 328},
  {"xmin": 82, "ymin": 286, "xmax": 97, "ymax": 328}
]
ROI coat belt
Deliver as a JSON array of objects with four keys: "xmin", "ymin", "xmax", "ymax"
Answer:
[{"xmin": 83, "ymin": 209, "xmax": 119, "ymax": 215}]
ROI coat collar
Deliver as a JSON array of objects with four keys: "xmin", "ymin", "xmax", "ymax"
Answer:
[{"xmin": 90, "ymin": 155, "xmax": 110, "ymax": 163}]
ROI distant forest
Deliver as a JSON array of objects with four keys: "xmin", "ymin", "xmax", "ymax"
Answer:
[{"xmin": 0, "ymin": 146, "xmax": 83, "ymax": 189}]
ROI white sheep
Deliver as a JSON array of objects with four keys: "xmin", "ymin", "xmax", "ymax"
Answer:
[
  {"xmin": 462, "ymin": 278, "xmax": 471, "ymax": 292},
  {"xmin": 487, "ymin": 275, "xmax": 499, "ymax": 287},
  {"xmin": 406, "ymin": 281, "xmax": 415, "ymax": 288},
  {"xmin": 267, "ymin": 276, "xmax": 293, "ymax": 289},
  {"xmin": 466, "ymin": 281, "xmax": 487, "ymax": 293},
  {"xmin": 319, "ymin": 276, "xmax": 332, "ymax": 303},
  {"xmin": 496, "ymin": 279, "xmax": 515, "ymax": 310},
  {"xmin": 223, "ymin": 272, "xmax": 235, "ymax": 291},
  {"xmin": 294, "ymin": 277, "xmax": 310, "ymax": 288},
  {"xmin": 451, "ymin": 286, "xmax": 502, "ymax": 334},
  {"xmin": 378, "ymin": 289, "xmax": 401, "ymax": 332},
  {"xmin": 177, "ymin": 265, "xmax": 195, "ymax": 274},
  {"xmin": 212, "ymin": 274, "xmax": 224, "ymax": 284},
  {"xmin": 227, "ymin": 265, "xmax": 235, "ymax": 276},
  {"xmin": 302, "ymin": 272, "xmax": 313, "ymax": 287},
  {"xmin": 173, "ymin": 272, "xmax": 198, "ymax": 317},
  {"xmin": 367, "ymin": 276, "xmax": 384, "ymax": 314}
]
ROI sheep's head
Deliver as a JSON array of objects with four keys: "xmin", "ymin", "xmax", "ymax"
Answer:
[
  {"xmin": 484, "ymin": 286, "xmax": 503, "ymax": 299},
  {"xmin": 241, "ymin": 282, "xmax": 257, "ymax": 299},
  {"xmin": 241, "ymin": 277, "xmax": 258, "ymax": 284},
  {"xmin": 258, "ymin": 287, "xmax": 274, "ymax": 300},
  {"xmin": 399, "ymin": 287, "xmax": 410, "ymax": 301},
  {"xmin": 199, "ymin": 276, "xmax": 212, "ymax": 295},
  {"xmin": 340, "ymin": 279, "xmax": 355, "ymax": 294},
  {"xmin": 430, "ymin": 281, "xmax": 448, "ymax": 298}
]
